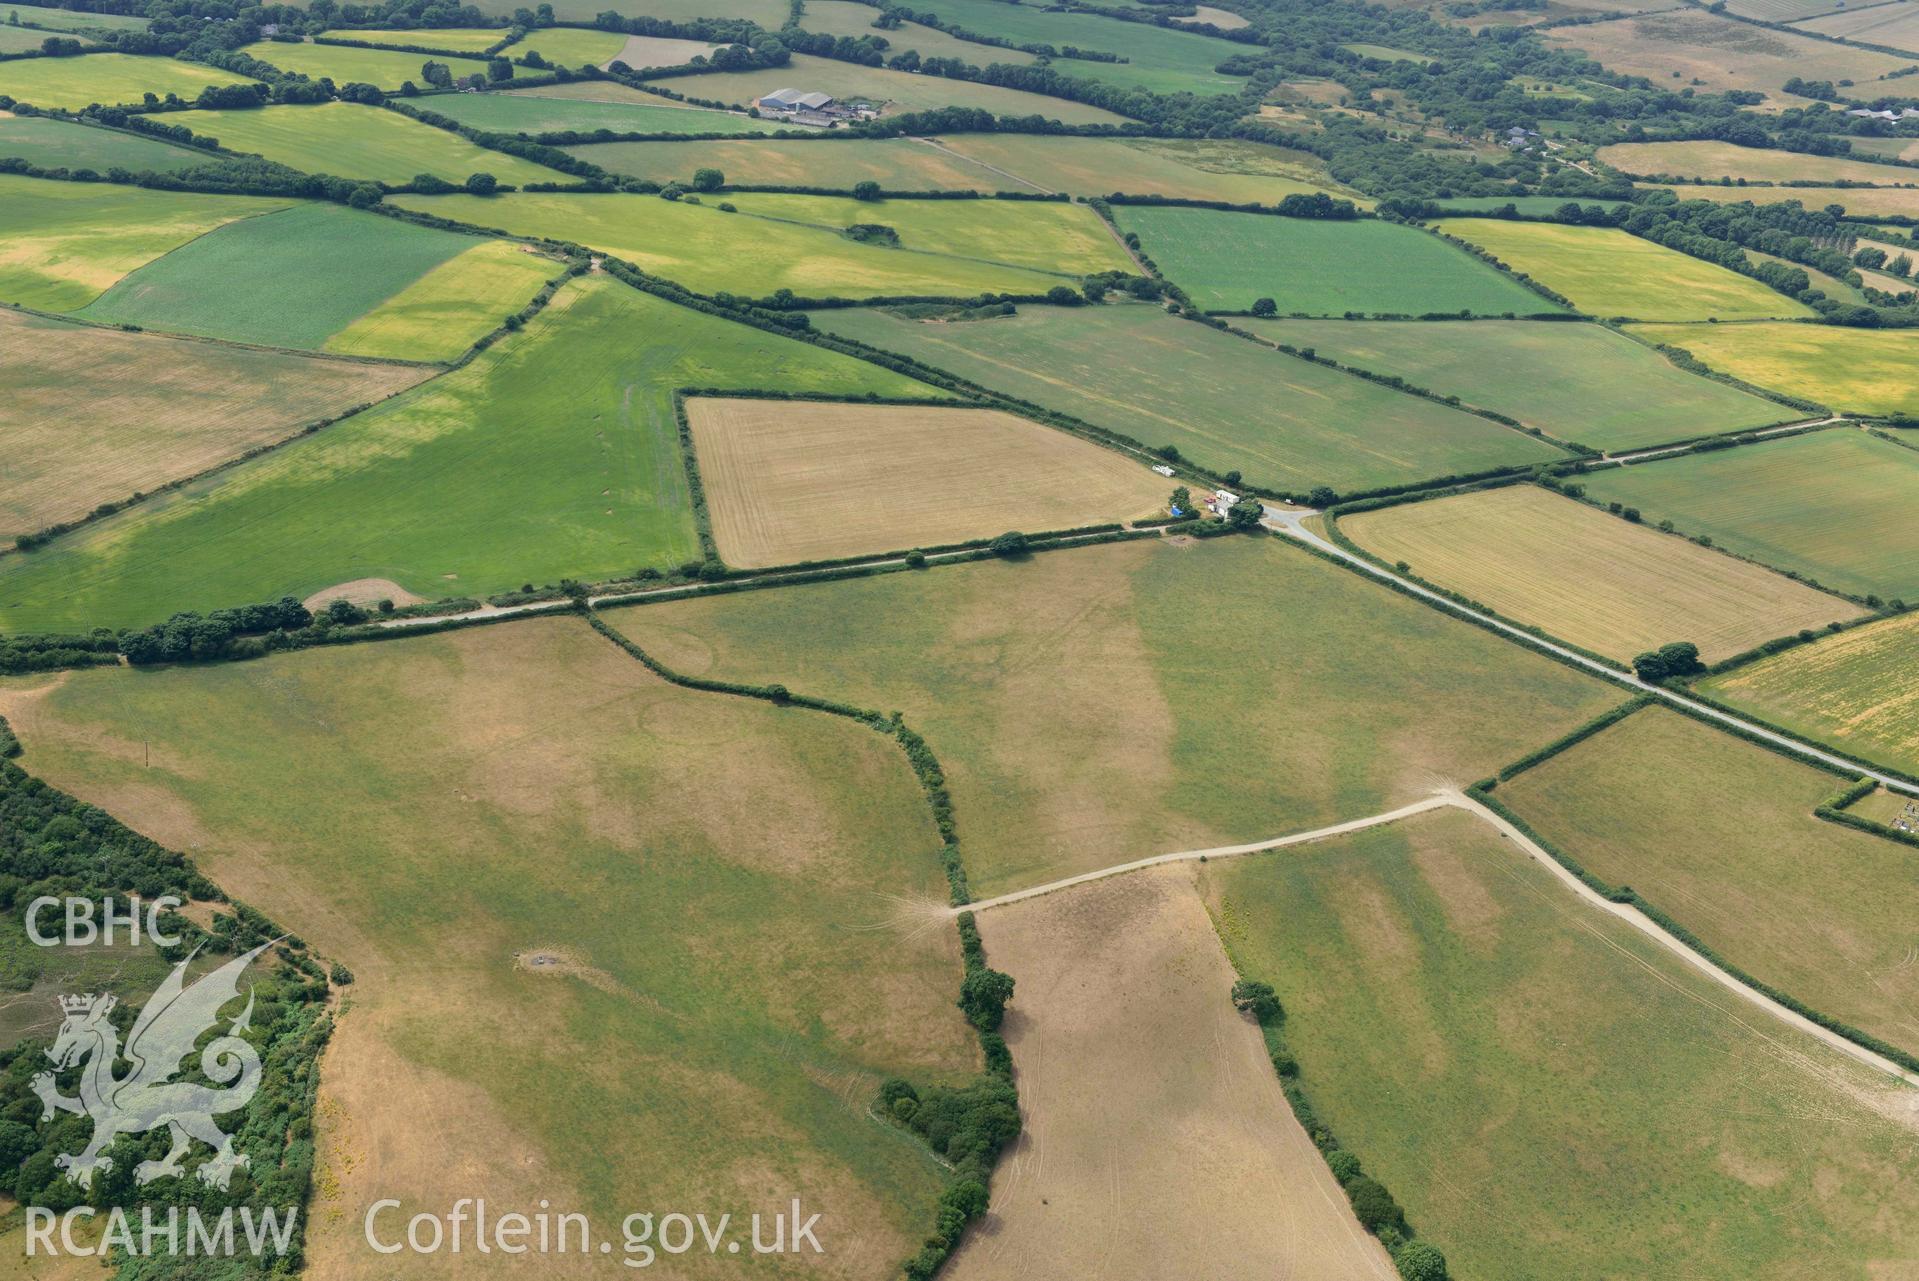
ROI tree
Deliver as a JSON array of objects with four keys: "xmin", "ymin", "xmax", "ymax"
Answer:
[
  {"xmin": 421, "ymin": 60, "xmax": 453, "ymax": 88},
  {"xmin": 1395, "ymin": 1241, "xmax": 1450, "ymax": 1281},
  {"xmin": 691, "ymin": 166, "xmax": 723, "ymax": 191},
  {"xmin": 1631, "ymin": 641, "xmax": 1703, "ymax": 683},
  {"xmin": 958, "ymin": 966, "xmax": 1015, "ymax": 1030},
  {"xmin": 487, "ymin": 56, "xmax": 514, "ymax": 82},
  {"xmin": 852, "ymin": 180, "xmax": 882, "ymax": 201},
  {"xmin": 464, "ymin": 172, "xmax": 498, "ymax": 195},
  {"xmin": 1307, "ymin": 485, "xmax": 1337, "ymax": 508},
  {"xmin": 1231, "ymin": 978, "xmax": 1282, "ymax": 1022},
  {"xmin": 347, "ymin": 184, "xmax": 382, "ymax": 208},
  {"xmin": 989, "ymin": 531, "xmax": 1028, "ymax": 557},
  {"xmin": 1250, "ymin": 296, "xmax": 1278, "ymax": 316},
  {"xmin": 1169, "ymin": 485, "xmax": 1192, "ymax": 517},
  {"xmin": 1346, "ymin": 1177, "xmax": 1405, "ymax": 1235},
  {"xmin": 1227, "ymin": 497, "xmax": 1264, "ymax": 529},
  {"xmin": 521, "ymin": 48, "xmax": 547, "ymax": 68}
]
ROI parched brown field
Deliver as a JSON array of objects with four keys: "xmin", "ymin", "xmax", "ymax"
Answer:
[
  {"xmin": 1547, "ymin": 9, "xmax": 1908, "ymax": 93},
  {"xmin": 686, "ymin": 397, "xmax": 1168, "ymax": 567},
  {"xmin": 0, "ymin": 308, "xmax": 432, "ymax": 541},
  {"xmin": 1655, "ymin": 183, "xmax": 1919, "ymax": 219},
  {"xmin": 1598, "ymin": 139, "xmax": 1919, "ymax": 184},
  {"xmin": 1339, "ymin": 484, "xmax": 1861, "ymax": 662},
  {"xmin": 951, "ymin": 866, "xmax": 1394, "ymax": 1281},
  {"xmin": 605, "ymin": 33, "xmax": 720, "ymax": 69}
]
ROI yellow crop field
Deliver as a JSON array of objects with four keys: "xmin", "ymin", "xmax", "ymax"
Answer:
[{"xmin": 324, "ymin": 239, "xmax": 563, "ymax": 361}]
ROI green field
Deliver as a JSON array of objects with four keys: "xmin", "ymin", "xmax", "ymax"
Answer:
[
  {"xmin": 1702, "ymin": 610, "xmax": 1919, "ymax": 780},
  {"xmin": 0, "ymin": 276, "xmax": 938, "ymax": 631},
  {"xmin": 322, "ymin": 26, "xmax": 510, "ymax": 52},
  {"xmin": 0, "ymin": 22, "xmax": 92, "ymax": 50},
  {"xmin": 646, "ymin": 51, "xmax": 1129, "ymax": 123},
  {"xmin": 0, "ymin": 51, "xmax": 250, "ymax": 109},
  {"xmin": 798, "ymin": 0, "xmax": 1036, "ymax": 66},
  {"xmin": 0, "ymin": 4, "xmax": 149, "ymax": 33},
  {"xmin": 506, "ymin": 24, "xmax": 630, "ymax": 65},
  {"xmin": 1115, "ymin": 207, "xmax": 1559, "ymax": 315},
  {"xmin": 176, "ymin": 100, "xmax": 567, "ymax": 184},
  {"xmin": 612, "ymin": 535, "xmax": 1616, "ymax": 897},
  {"xmin": 930, "ymin": 134, "xmax": 1362, "ymax": 202},
  {"xmin": 1435, "ymin": 218, "xmax": 1816, "ymax": 321},
  {"xmin": 0, "ymin": 172, "xmax": 286, "ymax": 311},
  {"xmin": 719, "ymin": 191, "xmax": 1131, "ymax": 276},
  {"xmin": 902, "ymin": 0, "xmax": 1249, "ymax": 96},
  {"xmin": 477, "ymin": 0, "xmax": 787, "ymax": 22},
  {"xmin": 324, "ymin": 238, "xmax": 563, "ymax": 360},
  {"xmin": 390, "ymin": 189, "xmax": 1074, "ymax": 297},
  {"xmin": 78, "ymin": 203, "xmax": 500, "ymax": 353},
  {"xmin": 812, "ymin": 304, "xmax": 1566, "ymax": 493},
  {"xmin": 569, "ymin": 136, "xmax": 1013, "ymax": 191},
  {"xmin": 0, "ymin": 111, "xmax": 209, "ymax": 172},
  {"xmin": 1499, "ymin": 705, "xmax": 1919, "ymax": 1056},
  {"xmin": 1626, "ymin": 321, "xmax": 1919, "ymax": 417},
  {"xmin": 1581, "ymin": 428, "xmax": 1919, "ymax": 599},
  {"xmin": 1203, "ymin": 805, "xmax": 1919, "ymax": 1281},
  {"xmin": 1242, "ymin": 319, "xmax": 1791, "ymax": 450},
  {"xmin": 429, "ymin": 81, "xmax": 788, "ymax": 134},
  {"xmin": 0, "ymin": 614, "xmax": 978, "ymax": 1274},
  {"xmin": 238, "ymin": 39, "xmax": 490, "ymax": 89}
]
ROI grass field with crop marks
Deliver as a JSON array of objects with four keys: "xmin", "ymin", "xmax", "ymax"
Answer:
[
  {"xmin": 811, "ymin": 304, "xmax": 1566, "ymax": 493},
  {"xmin": 687, "ymin": 397, "xmax": 1168, "ymax": 567},
  {"xmin": 1499, "ymin": 704, "xmax": 1919, "ymax": 1056},
  {"xmin": 0, "ymin": 173, "xmax": 287, "ymax": 311},
  {"xmin": 930, "ymin": 134, "xmax": 1362, "ymax": 202},
  {"xmin": 175, "ymin": 100, "xmax": 568, "ymax": 184},
  {"xmin": 1545, "ymin": 9, "xmax": 1908, "ymax": 94},
  {"xmin": 78, "ymin": 203, "xmax": 487, "ymax": 353},
  {"xmin": 645, "ymin": 52, "xmax": 1129, "ymax": 123},
  {"xmin": 1203, "ymin": 804, "xmax": 1919, "ymax": 1281},
  {"xmin": 238, "ymin": 39, "xmax": 490, "ymax": 88},
  {"xmin": 568, "ymin": 136, "xmax": 1008, "ymax": 191},
  {"xmin": 0, "ymin": 308, "xmax": 432, "ymax": 542},
  {"xmin": 1701, "ymin": 609, "xmax": 1919, "ymax": 779},
  {"xmin": 1117, "ymin": 208, "xmax": 1557, "ymax": 315},
  {"xmin": 0, "ymin": 614, "xmax": 978, "ymax": 1281},
  {"xmin": 324, "ymin": 239, "xmax": 563, "ymax": 361},
  {"xmin": 717, "ymin": 191, "xmax": 1131, "ymax": 276},
  {"xmin": 428, "ymin": 81, "xmax": 787, "ymax": 134},
  {"xmin": 1597, "ymin": 139, "xmax": 1919, "ymax": 184},
  {"xmin": 390, "ymin": 189, "xmax": 1073, "ymax": 297},
  {"xmin": 0, "ymin": 277, "xmax": 937, "ymax": 632},
  {"xmin": 0, "ymin": 111, "xmax": 209, "ymax": 172},
  {"xmin": 798, "ymin": 0, "xmax": 1037, "ymax": 66},
  {"xmin": 597, "ymin": 32, "xmax": 717, "ymax": 69},
  {"xmin": 1435, "ymin": 218, "xmax": 1816, "ymax": 320},
  {"xmin": 1802, "ymin": 2, "xmax": 1919, "ymax": 53},
  {"xmin": 1340, "ymin": 484, "xmax": 1861, "ymax": 662},
  {"xmin": 322, "ymin": 26, "xmax": 509, "ymax": 51},
  {"xmin": 1243, "ymin": 318, "xmax": 1791, "ymax": 450},
  {"xmin": 1580, "ymin": 427, "xmax": 1919, "ymax": 600},
  {"xmin": 1626, "ymin": 321, "xmax": 1919, "ymax": 416},
  {"xmin": 0, "ymin": 51, "xmax": 249, "ymax": 109},
  {"xmin": 900, "ymin": 0, "xmax": 1250, "ymax": 96},
  {"xmin": 613, "ymin": 535, "xmax": 1616, "ymax": 897}
]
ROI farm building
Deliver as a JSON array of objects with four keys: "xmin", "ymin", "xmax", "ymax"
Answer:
[{"xmin": 754, "ymin": 87, "xmax": 877, "ymax": 124}]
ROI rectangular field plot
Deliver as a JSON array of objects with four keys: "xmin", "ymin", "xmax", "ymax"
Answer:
[
  {"xmin": 481, "ymin": 0, "xmax": 787, "ymax": 19},
  {"xmin": 899, "ymin": 0, "xmax": 1250, "ymax": 96},
  {"xmin": 428, "ymin": 81, "xmax": 787, "ymax": 134},
  {"xmin": 390, "ymin": 190, "xmax": 1071, "ymax": 298},
  {"xmin": 0, "ymin": 277, "xmax": 936, "ymax": 632},
  {"xmin": 570, "ymin": 136, "xmax": 1019, "ymax": 191},
  {"xmin": 594, "ymin": 32, "xmax": 717, "ymax": 68},
  {"xmin": 0, "ymin": 309, "xmax": 432, "ymax": 543},
  {"xmin": 798, "ymin": 1, "xmax": 1037, "ymax": 66},
  {"xmin": 1499, "ymin": 705, "xmax": 1919, "ymax": 1057},
  {"xmin": 1802, "ymin": 3, "xmax": 1919, "ymax": 53},
  {"xmin": 1242, "ymin": 318, "xmax": 1790, "ymax": 451},
  {"xmin": 718, "ymin": 192, "xmax": 1131, "ymax": 276},
  {"xmin": 929, "ymin": 134, "xmax": 1360, "ymax": 202},
  {"xmin": 1339, "ymin": 485, "xmax": 1862, "ymax": 662},
  {"xmin": 0, "ymin": 173, "xmax": 287, "ymax": 311},
  {"xmin": 76, "ymin": 203, "xmax": 531, "ymax": 357},
  {"xmin": 0, "ymin": 24, "xmax": 94, "ymax": 51},
  {"xmin": 1435, "ymin": 218, "xmax": 1814, "ymax": 320},
  {"xmin": 1626, "ymin": 321, "xmax": 1919, "ymax": 417},
  {"xmin": 1202, "ymin": 805, "xmax": 1919, "ymax": 1281},
  {"xmin": 611, "ymin": 535, "xmax": 1616, "ymax": 897},
  {"xmin": 1580, "ymin": 428, "xmax": 1919, "ymax": 600},
  {"xmin": 811, "ymin": 304, "xmax": 1566, "ymax": 494},
  {"xmin": 1116, "ymin": 208, "xmax": 1558, "ymax": 315},
  {"xmin": 645, "ymin": 52, "xmax": 1129, "ymax": 123},
  {"xmin": 0, "ymin": 113, "xmax": 209, "ymax": 173},
  {"xmin": 0, "ymin": 51, "xmax": 249, "ymax": 109},
  {"xmin": 177, "ymin": 101, "xmax": 569, "ymax": 185},
  {"xmin": 1545, "ymin": 9, "xmax": 1908, "ymax": 94},
  {"xmin": 1656, "ymin": 183, "xmax": 1919, "ymax": 219},
  {"xmin": 0, "ymin": 4, "xmax": 149, "ymax": 33},
  {"xmin": 320, "ymin": 26, "xmax": 509, "ymax": 51},
  {"xmin": 0, "ymin": 616, "xmax": 979, "ymax": 1277},
  {"xmin": 323, "ymin": 239, "xmax": 564, "ymax": 361},
  {"xmin": 1702, "ymin": 610, "xmax": 1919, "ymax": 779},
  {"xmin": 238, "ymin": 40, "xmax": 490, "ymax": 88},
  {"xmin": 952, "ymin": 868, "xmax": 1394, "ymax": 1281},
  {"xmin": 687, "ymin": 397, "xmax": 1167, "ymax": 567},
  {"xmin": 1597, "ymin": 139, "xmax": 1919, "ymax": 184}
]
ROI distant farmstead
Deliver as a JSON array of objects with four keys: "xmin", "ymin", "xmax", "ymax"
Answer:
[{"xmin": 755, "ymin": 87, "xmax": 879, "ymax": 126}]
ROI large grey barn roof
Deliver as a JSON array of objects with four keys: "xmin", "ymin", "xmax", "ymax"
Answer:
[{"xmin": 759, "ymin": 88, "xmax": 834, "ymax": 109}]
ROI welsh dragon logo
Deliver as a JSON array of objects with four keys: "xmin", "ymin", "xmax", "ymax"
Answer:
[{"xmin": 31, "ymin": 939, "xmax": 277, "ymax": 1192}]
